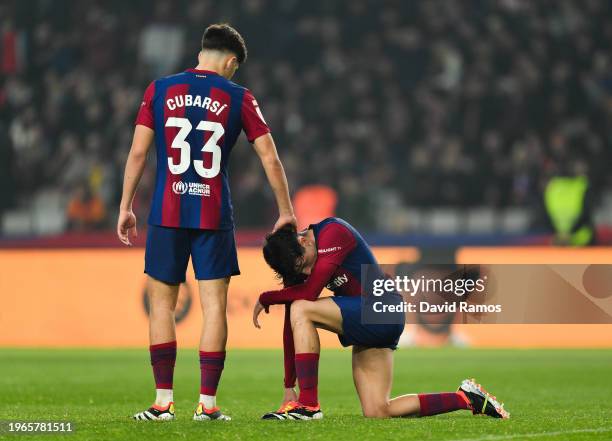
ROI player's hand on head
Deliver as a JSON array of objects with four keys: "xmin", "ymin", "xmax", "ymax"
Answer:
[
  {"xmin": 273, "ymin": 214, "xmax": 297, "ymax": 233},
  {"xmin": 117, "ymin": 209, "xmax": 137, "ymax": 246},
  {"xmin": 252, "ymin": 301, "xmax": 269, "ymax": 329}
]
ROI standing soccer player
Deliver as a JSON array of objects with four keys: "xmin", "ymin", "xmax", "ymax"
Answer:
[{"xmin": 117, "ymin": 24, "xmax": 296, "ymax": 421}]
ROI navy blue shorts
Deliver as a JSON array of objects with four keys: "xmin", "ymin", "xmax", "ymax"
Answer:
[
  {"xmin": 331, "ymin": 296, "xmax": 405, "ymax": 350},
  {"xmin": 145, "ymin": 224, "xmax": 240, "ymax": 284}
]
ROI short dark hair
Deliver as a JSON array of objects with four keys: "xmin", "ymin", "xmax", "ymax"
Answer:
[
  {"xmin": 262, "ymin": 224, "xmax": 307, "ymax": 287},
  {"xmin": 201, "ymin": 23, "xmax": 247, "ymax": 63}
]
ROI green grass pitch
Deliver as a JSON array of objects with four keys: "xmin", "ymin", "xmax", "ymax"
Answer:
[{"xmin": 1, "ymin": 348, "xmax": 611, "ymax": 440}]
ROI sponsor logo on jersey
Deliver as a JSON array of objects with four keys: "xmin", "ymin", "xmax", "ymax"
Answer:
[
  {"xmin": 172, "ymin": 181, "xmax": 211, "ymax": 197},
  {"xmin": 318, "ymin": 246, "xmax": 341, "ymax": 254},
  {"xmin": 172, "ymin": 181, "xmax": 188, "ymax": 194},
  {"xmin": 186, "ymin": 182, "xmax": 211, "ymax": 197},
  {"xmin": 326, "ymin": 273, "xmax": 349, "ymax": 290}
]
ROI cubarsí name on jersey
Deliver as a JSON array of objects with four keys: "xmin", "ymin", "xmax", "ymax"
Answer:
[{"xmin": 166, "ymin": 94, "xmax": 228, "ymax": 115}]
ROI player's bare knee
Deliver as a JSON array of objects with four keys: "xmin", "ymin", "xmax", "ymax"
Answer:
[
  {"xmin": 201, "ymin": 304, "xmax": 228, "ymax": 324},
  {"xmin": 290, "ymin": 301, "xmax": 315, "ymax": 329},
  {"xmin": 199, "ymin": 291, "xmax": 228, "ymax": 311},
  {"xmin": 362, "ymin": 403, "xmax": 390, "ymax": 419},
  {"xmin": 200, "ymin": 298, "xmax": 227, "ymax": 312},
  {"xmin": 290, "ymin": 299, "xmax": 311, "ymax": 323},
  {"xmin": 148, "ymin": 295, "xmax": 175, "ymax": 313}
]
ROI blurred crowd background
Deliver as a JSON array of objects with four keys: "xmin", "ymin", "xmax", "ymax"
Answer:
[{"xmin": 1, "ymin": 0, "xmax": 611, "ymax": 238}]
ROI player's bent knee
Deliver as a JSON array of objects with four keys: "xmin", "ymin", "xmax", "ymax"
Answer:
[
  {"xmin": 291, "ymin": 299, "xmax": 310, "ymax": 317},
  {"xmin": 362, "ymin": 403, "xmax": 391, "ymax": 419},
  {"xmin": 362, "ymin": 409, "xmax": 389, "ymax": 419}
]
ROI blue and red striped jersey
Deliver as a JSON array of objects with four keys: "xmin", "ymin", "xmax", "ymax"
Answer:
[{"xmin": 135, "ymin": 68, "xmax": 270, "ymax": 230}]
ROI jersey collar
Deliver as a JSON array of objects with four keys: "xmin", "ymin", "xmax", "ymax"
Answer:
[{"xmin": 185, "ymin": 68, "xmax": 220, "ymax": 75}]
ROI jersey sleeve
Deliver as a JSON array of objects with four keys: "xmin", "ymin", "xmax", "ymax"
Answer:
[
  {"xmin": 258, "ymin": 260, "xmax": 338, "ymax": 306},
  {"xmin": 241, "ymin": 89, "xmax": 270, "ymax": 142},
  {"xmin": 135, "ymin": 81, "xmax": 155, "ymax": 129},
  {"xmin": 314, "ymin": 223, "xmax": 357, "ymax": 265},
  {"xmin": 258, "ymin": 223, "xmax": 357, "ymax": 306}
]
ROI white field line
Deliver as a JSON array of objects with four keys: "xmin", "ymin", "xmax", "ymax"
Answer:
[{"xmin": 448, "ymin": 427, "xmax": 612, "ymax": 441}]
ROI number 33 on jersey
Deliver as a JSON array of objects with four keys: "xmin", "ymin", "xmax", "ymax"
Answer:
[{"xmin": 135, "ymin": 68, "xmax": 269, "ymax": 230}]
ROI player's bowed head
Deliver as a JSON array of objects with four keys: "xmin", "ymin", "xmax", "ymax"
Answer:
[
  {"xmin": 253, "ymin": 225, "xmax": 316, "ymax": 328},
  {"xmin": 198, "ymin": 23, "xmax": 247, "ymax": 80}
]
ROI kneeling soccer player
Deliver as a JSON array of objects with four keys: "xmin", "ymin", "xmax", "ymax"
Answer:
[{"xmin": 252, "ymin": 218, "xmax": 509, "ymax": 420}]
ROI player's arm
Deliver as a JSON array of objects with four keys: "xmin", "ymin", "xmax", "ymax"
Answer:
[
  {"xmin": 117, "ymin": 125, "xmax": 154, "ymax": 246},
  {"xmin": 117, "ymin": 81, "xmax": 155, "ymax": 246},
  {"xmin": 242, "ymin": 89, "xmax": 296, "ymax": 231},
  {"xmin": 252, "ymin": 260, "xmax": 339, "ymax": 329},
  {"xmin": 252, "ymin": 133, "xmax": 296, "ymax": 231},
  {"xmin": 258, "ymin": 259, "xmax": 339, "ymax": 307}
]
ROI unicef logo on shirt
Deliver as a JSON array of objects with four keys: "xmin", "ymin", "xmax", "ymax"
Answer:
[{"xmin": 172, "ymin": 181, "xmax": 188, "ymax": 195}]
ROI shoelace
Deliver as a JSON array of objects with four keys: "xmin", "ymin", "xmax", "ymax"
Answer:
[{"xmin": 472, "ymin": 379, "xmax": 505, "ymax": 410}]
